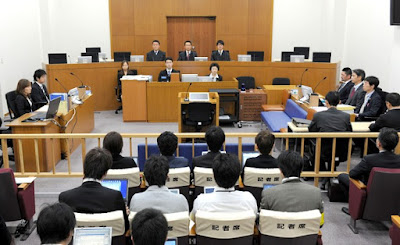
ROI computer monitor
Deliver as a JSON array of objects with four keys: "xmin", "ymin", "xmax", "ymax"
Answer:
[
  {"xmin": 242, "ymin": 151, "xmax": 260, "ymax": 167},
  {"xmin": 194, "ymin": 57, "xmax": 208, "ymax": 61},
  {"xmin": 188, "ymin": 92, "xmax": 210, "ymax": 102},
  {"xmin": 294, "ymin": 47, "xmax": 310, "ymax": 59},
  {"xmin": 290, "ymin": 55, "xmax": 305, "ymax": 63},
  {"xmin": 238, "ymin": 54, "xmax": 251, "ymax": 62},
  {"xmin": 101, "ymin": 179, "xmax": 129, "ymax": 204},
  {"xmin": 181, "ymin": 74, "xmax": 198, "ymax": 82},
  {"xmin": 78, "ymin": 56, "xmax": 92, "ymax": 64},
  {"xmin": 247, "ymin": 51, "xmax": 264, "ymax": 61},
  {"xmin": 312, "ymin": 52, "xmax": 331, "ymax": 63},
  {"xmin": 86, "ymin": 47, "xmax": 101, "ymax": 53},
  {"xmin": 48, "ymin": 53, "xmax": 67, "ymax": 64},
  {"xmin": 98, "ymin": 53, "xmax": 107, "ymax": 61},
  {"xmin": 281, "ymin": 51, "xmax": 296, "ymax": 62},
  {"xmin": 165, "ymin": 238, "xmax": 178, "ymax": 245},
  {"xmin": 114, "ymin": 52, "xmax": 131, "ymax": 62},
  {"xmin": 73, "ymin": 227, "xmax": 112, "ymax": 245},
  {"xmin": 130, "ymin": 55, "xmax": 144, "ymax": 62},
  {"xmin": 198, "ymin": 76, "xmax": 213, "ymax": 82},
  {"xmin": 81, "ymin": 52, "xmax": 99, "ymax": 63}
]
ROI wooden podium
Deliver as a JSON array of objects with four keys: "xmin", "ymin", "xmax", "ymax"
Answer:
[
  {"xmin": 121, "ymin": 78, "xmax": 148, "ymax": 122},
  {"xmin": 178, "ymin": 92, "xmax": 219, "ymax": 133}
]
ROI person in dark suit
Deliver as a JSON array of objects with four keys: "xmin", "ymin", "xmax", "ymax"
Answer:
[
  {"xmin": 158, "ymin": 57, "xmax": 180, "ymax": 82},
  {"xmin": 337, "ymin": 67, "xmax": 354, "ymax": 104},
  {"xmin": 339, "ymin": 128, "xmax": 400, "ymax": 214},
  {"xmin": 355, "ymin": 76, "xmax": 383, "ymax": 120},
  {"xmin": 146, "ymin": 40, "xmax": 166, "ymax": 61},
  {"xmin": 211, "ymin": 40, "xmax": 230, "ymax": 61},
  {"xmin": 14, "ymin": 79, "xmax": 33, "ymax": 118},
  {"xmin": 345, "ymin": 69, "xmax": 365, "ymax": 106},
  {"xmin": 192, "ymin": 126, "xmax": 225, "ymax": 168},
  {"xmin": 244, "ymin": 130, "xmax": 277, "ymax": 169},
  {"xmin": 31, "ymin": 69, "xmax": 49, "ymax": 110},
  {"xmin": 59, "ymin": 148, "xmax": 130, "ymax": 232},
  {"xmin": 157, "ymin": 131, "xmax": 189, "ymax": 168},
  {"xmin": 260, "ymin": 151, "xmax": 324, "ymax": 224},
  {"xmin": 117, "ymin": 60, "xmax": 138, "ymax": 92},
  {"xmin": 103, "ymin": 131, "xmax": 137, "ymax": 169},
  {"xmin": 208, "ymin": 63, "xmax": 223, "ymax": 81},
  {"xmin": 369, "ymin": 93, "xmax": 400, "ymax": 132},
  {"xmin": 177, "ymin": 40, "xmax": 197, "ymax": 61}
]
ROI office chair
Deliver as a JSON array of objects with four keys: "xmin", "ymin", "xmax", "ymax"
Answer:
[
  {"xmin": 114, "ymin": 85, "xmax": 122, "ymax": 114},
  {"xmin": 182, "ymin": 103, "xmax": 215, "ymax": 132},
  {"xmin": 5, "ymin": 91, "xmax": 18, "ymax": 119},
  {"xmin": 272, "ymin": 77, "xmax": 290, "ymax": 85},
  {"xmin": 236, "ymin": 76, "xmax": 256, "ymax": 90},
  {"xmin": 0, "ymin": 118, "xmax": 15, "ymax": 168}
]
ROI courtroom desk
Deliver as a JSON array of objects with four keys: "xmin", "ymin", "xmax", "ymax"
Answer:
[
  {"xmin": 46, "ymin": 61, "xmax": 338, "ymax": 111},
  {"xmin": 263, "ymin": 85, "xmax": 297, "ymax": 104},
  {"xmin": 147, "ymin": 81, "xmax": 236, "ymax": 122},
  {"xmin": 288, "ymin": 122, "xmax": 371, "ymax": 132}
]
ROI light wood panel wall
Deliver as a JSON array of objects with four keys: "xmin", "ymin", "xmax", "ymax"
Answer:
[{"xmin": 109, "ymin": 0, "xmax": 274, "ymax": 61}]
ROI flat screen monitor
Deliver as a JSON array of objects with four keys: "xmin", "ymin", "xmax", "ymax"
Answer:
[
  {"xmin": 101, "ymin": 179, "xmax": 128, "ymax": 204},
  {"xmin": 86, "ymin": 47, "xmax": 101, "ymax": 53},
  {"xmin": 391, "ymin": 0, "xmax": 400, "ymax": 25},
  {"xmin": 81, "ymin": 52, "xmax": 99, "ymax": 63},
  {"xmin": 48, "ymin": 53, "xmax": 67, "ymax": 64},
  {"xmin": 78, "ymin": 56, "xmax": 92, "ymax": 64},
  {"xmin": 290, "ymin": 55, "xmax": 305, "ymax": 63},
  {"xmin": 114, "ymin": 52, "xmax": 131, "ymax": 62},
  {"xmin": 247, "ymin": 51, "xmax": 264, "ymax": 61},
  {"xmin": 188, "ymin": 92, "xmax": 209, "ymax": 102},
  {"xmin": 281, "ymin": 52, "xmax": 296, "ymax": 62},
  {"xmin": 198, "ymin": 76, "xmax": 213, "ymax": 82},
  {"xmin": 194, "ymin": 57, "xmax": 208, "ymax": 61},
  {"xmin": 73, "ymin": 227, "xmax": 112, "ymax": 245},
  {"xmin": 312, "ymin": 52, "xmax": 331, "ymax": 63},
  {"xmin": 242, "ymin": 151, "xmax": 260, "ymax": 167},
  {"xmin": 294, "ymin": 47, "xmax": 310, "ymax": 59},
  {"xmin": 204, "ymin": 186, "xmax": 215, "ymax": 194},
  {"xmin": 181, "ymin": 74, "xmax": 198, "ymax": 82},
  {"xmin": 238, "ymin": 54, "xmax": 251, "ymax": 62},
  {"xmin": 130, "ymin": 55, "xmax": 144, "ymax": 62}
]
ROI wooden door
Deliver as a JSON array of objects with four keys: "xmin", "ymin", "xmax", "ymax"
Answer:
[{"xmin": 167, "ymin": 17, "xmax": 216, "ymax": 61}]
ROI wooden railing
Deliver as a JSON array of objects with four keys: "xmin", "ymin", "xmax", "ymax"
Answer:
[{"xmin": 1, "ymin": 132, "xmax": 399, "ymax": 186}]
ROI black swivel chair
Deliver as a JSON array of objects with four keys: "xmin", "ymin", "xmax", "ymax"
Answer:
[
  {"xmin": 182, "ymin": 103, "xmax": 215, "ymax": 132},
  {"xmin": 5, "ymin": 91, "xmax": 18, "ymax": 119},
  {"xmin": 236, "ymin": 76, "xmax": 257, "ymax": 90},
  {"xmin": 272, "ymin": 77, "xmax": 290, "ymax": 85},
  {"xmin": 114, "ymin": 85, "xmax": 122, "ymax": 114}
]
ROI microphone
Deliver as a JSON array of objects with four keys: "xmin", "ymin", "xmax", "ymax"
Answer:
[
  {"xmin": 184, "ymin": 82, "xmax": 193, "ymax": 102},
  {"xmin": 70, "ymin": 72, "xmax": 85, "ymax": 88},
  {"xmin": 299, "ymin": 68, "xmax": 309, "ymax": 86},
  {"xmin": 313, "ymin": 76, "xmax": 327, "ymax": 92},
  {"xmin": 55, "ymin": 78, "xmax": 69, "ymax": 94}
]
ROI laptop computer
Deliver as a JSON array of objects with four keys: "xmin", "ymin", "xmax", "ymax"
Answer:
[
  {"xmin": 242, "ymin": 151, "xmax": 260, "ymax": 168},
  {"xmin": 101, "ymin": 179, "xmax": 129, "ymax": 204},
  {"xmin": 165, "ymin": 238, "xmax": 178, "ymax": 245},
  {"xmin": 263, "ymin": 184, "xmax": 276, "ymax": 190},
  {"xmin": 73, "ymin": 227, "xmax": 112, "ymax": 245},
  {"xmin": 204, "ymin": 186, "xmax": 216, "ymax": 194},
  {"xmin": 29, "ymin": 97, "xmax": 61, "ymax": 120}
]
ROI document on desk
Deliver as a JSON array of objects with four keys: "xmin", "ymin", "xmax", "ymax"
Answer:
[
  {"xmin": 15, "ymin": 177, "xmax": 36, "ymax": 184},
  {"xmin": 122, "ymin": 75, "xmax": 153, "ymax": 81}
]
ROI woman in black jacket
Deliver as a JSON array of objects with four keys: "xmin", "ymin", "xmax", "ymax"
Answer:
[{"xmin": 14, "ymin": 79, "xmax": 33, "ymax": 118}]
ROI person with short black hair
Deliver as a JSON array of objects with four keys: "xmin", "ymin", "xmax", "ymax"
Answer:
[
  {"xmin": 146, "ymin": 40, "xmax": 166, "ymax": 61},
  {"xmin": 208, "ymin": 62, "xmax": 223, "ymax": 81},
  {"xmin": 244, "ymin": 130, "xmax": 277, "ymax": 169},
  {"xmin": 369, "ymin": 92, "xmax": 400, "ymax": 132},
  {"xmin": 59, "ymin": 147, "xmax": 130, "ymax": 232},
  {"xmin": 178, "ymin": 40, "xmax": 197, "ymax": 61},
  {"xmin": 130, "ymin": 155, "xmax": 188, "ymax": 213},
  {"xmin": 355, "ymin": 76, "xmax": 383, "ymax": 120},
  {"xmin": 191, "ymin": 153, "xmax": 257, "ymax": 218},
  {"xmin": 158, "ymin": 57, "xmax": 180, "ymax": 82},
  {"xmin": 0, "ymin": 215, "xmax": 12, "ymax": 245},
  {"xmin": 157, "ymin": 131, "xmax": 189, "ymax": 168},
  {"xmin": 192, "ymin": 126, "xmax": 225, "ymax": 168},
  {"xmin": 37, "ymin": 203, "xmax": 76, "ymax": 245},
  {"xmin": 31, "ymin": 69, "xmax": 49, "ymax": 110},
  {"xmin": 14, "ymin": 79, "xmax": 33, "ymax": 118},
  {"xmin": 345, "ymin": 69, "xmax": 365, "ymax": 106},
  {"xmin": 339, "ymin": 128, "xmax": 400, "ymax": 214},
  {"xmin": 103, "ymin": 131, "xmax": 137, "ymax": 169},
  {"xmin": 211, "ymin": 40, "xmax": 230, "ymax": 61},
  {"xmin": 337, "ymin": 67, "xmax": 354, "ymax": 104},
  {"xmin": 131, "ymin": 208, "xmax": 168, "ymax": 245},
  {"xmin": 260, "ymin": 151, "xmax": 324, "ymax": 220}
]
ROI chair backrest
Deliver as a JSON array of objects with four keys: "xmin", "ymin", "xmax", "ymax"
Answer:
[
  {"xmin": 5, "ymin": 91, "xmax": 18, "ymax": 119},
  {"xmin": 243, "ymin": 167, "xmax": 281, "ymax": 188},
  {"xmin": 194, "ymin": 167, "xmax": 217, "ymax": 187},
  {"xmin": 74, "ymin": 210, "xmax": 125, "ymax": 237},
  {"xmin": 284, "ymin": 99, "xmax": 307, "ymax": 119},
  {"xmin": 105, "ymin": 167, "xmax": 141, "ymax": 188},
  {"xmin": 0, "ymin": 168, "xmax": 21, "ymax": 221},
  {"xmin": 166, "ymin": 167, "xmax": 191, "ymax": 188},
  {"xmin": 195, "ymin": 210, "xmax": 256, "ymax": 239},
  {"xmin": 236, "ymin": 76, "xmax": 255, "ymax": 89},
  {"xmin": 272, "ymin": 77, "xmax": 290, "ymax": 85},
  {"xmin": 186, "ymin": 103, "xmax": 214, "ymax": 123},
  {"xmin": 259, "ymin": 209, "xmax": 320, "ymax": 242},
  {"xmin": 363, "ymin": 167, "xmax": 400, "ymax": 221}
]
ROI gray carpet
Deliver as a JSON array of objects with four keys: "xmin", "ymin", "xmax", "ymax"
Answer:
[{"xmin": 7, "ymin": 111, "xmax": 391, "ymax": 245}]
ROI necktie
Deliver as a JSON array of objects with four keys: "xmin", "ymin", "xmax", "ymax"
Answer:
[
  {"xmin": 167, "ymin": 70, "xmax": 171, "ymax": 76},
  {"xmin": 187, "ymin": 52, "xmax": 190, "ymax": 60},
  {"xmin": 155, "ymin": 51, "xmax": 158, "ymax": 56},
  {"xmin": 360, "ymin": 95, "xmax": 370, "ymax": 114},
  {"xmin": 338, "ymin": 83, "xmax": 344, "ymax": 92},
  {"xmin": 219, "ymin": 51, "xmax": 222, "ymax": 56},
  {"xmin": 349, "ymin": 87, "xmax": 356, "ymax": 99},
  {"xmin": 42, "ymin": 85, "xmax": 49, "ymax": 102}
]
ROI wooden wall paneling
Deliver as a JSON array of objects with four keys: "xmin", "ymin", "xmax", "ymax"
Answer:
[
  {"xmin": 216, "ymin": 0, "xmax": 249, "ymax": 35},
  {"xmin": 167, "ymin": 17, "xmax": 193, "ymax": 61},
  {"xmin": 216, "ymin": 35, "xmax": 248, "ymax": 60},
  {"xmin": 190, "ymin": 17, "xmax": 216, "ymax": 58},
  {"xmin": 133, "ymin": 0, "xmax": 166, "ymax": 35},
  {"xmin": 112, "ymin": 36, "xmax": 136, "ymax": 54}
]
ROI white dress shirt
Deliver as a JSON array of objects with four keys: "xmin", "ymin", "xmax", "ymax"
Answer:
[
  {"xmin": 360, "ymin": 90, "xmax": 375, "ymax": 114},
  {"xmin": 35, "ymin": 81, "xmax": 49, "ymax": 102},
  {"xmin": 209, "ymin": 73, "xmax": 219, "ymax": 81}
]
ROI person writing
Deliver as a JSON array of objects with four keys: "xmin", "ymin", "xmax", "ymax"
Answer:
[{"xmin": 14, "ymin": 79, "xmax": 33, "ymax": 118}]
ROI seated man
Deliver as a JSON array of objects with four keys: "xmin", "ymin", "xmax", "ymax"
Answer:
[
  {"xmin": 177, "ymin": 40, "xmax": 197, "ymax": 61},
  {"xmin": 131, "ymin": 208, "xmax": 168, "ymax": 245},
  {"xmin": 37, "ymin": 203, "xmax": 76, "ymax": 245},
  {"xmin": 345, "ymin": 69, "xmax": 365, "ymax": 106},
  {"xmin": 146, "ymin": 40, "xmax": 166, "ymax": 61},
  {"xmin": 31, "ymin": 69, "xmax": 50, "ymax": 110},
  {"xmin": 192, "ymin": 126, "xmax": 225, "ymax": 168},
  {"xmin": 260, "ymin": 151, "xmax": 324, "ymax": 224},
  {"xmin": 244, "ymin": 130, "xmax": 277, "ymax": 169},
  {"xmin": 59, "ymin": 147, "xmax": 129, "ymax": 232},
  {"xmin": 103, "ymin": 131, "xmax": 137, "ymax": 169},
  {"xmin": 157, "ymin": 131, "xmax": 189, "ymax": 168},
  {"xmin": 337, "ymin": 67, "xmax": 354, "ymax": 104},
  {"xmin": 158, "ymin": 57, "xmax": 179, "ymax": 82},
  {"xmin": 355, "ymin": 76, "xmax": 383, "ymax": 120},
  {"xmin": 130, "ymin": 155, "xmax": 189, "ymax": 213},
  {"xmin": 369, "ymin": 92, "xmax": 400, "ymax": 132},
  {"xmin": 191, "ymin": 153, "xmax": 258, "ymax": 218},
  {"xmin": 211, "ymin": 40, "xmax": 230, "ymax": 61},
  {"xmin": 339, "ymin": 128, "xmax": 400, "ymax": 214}
]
